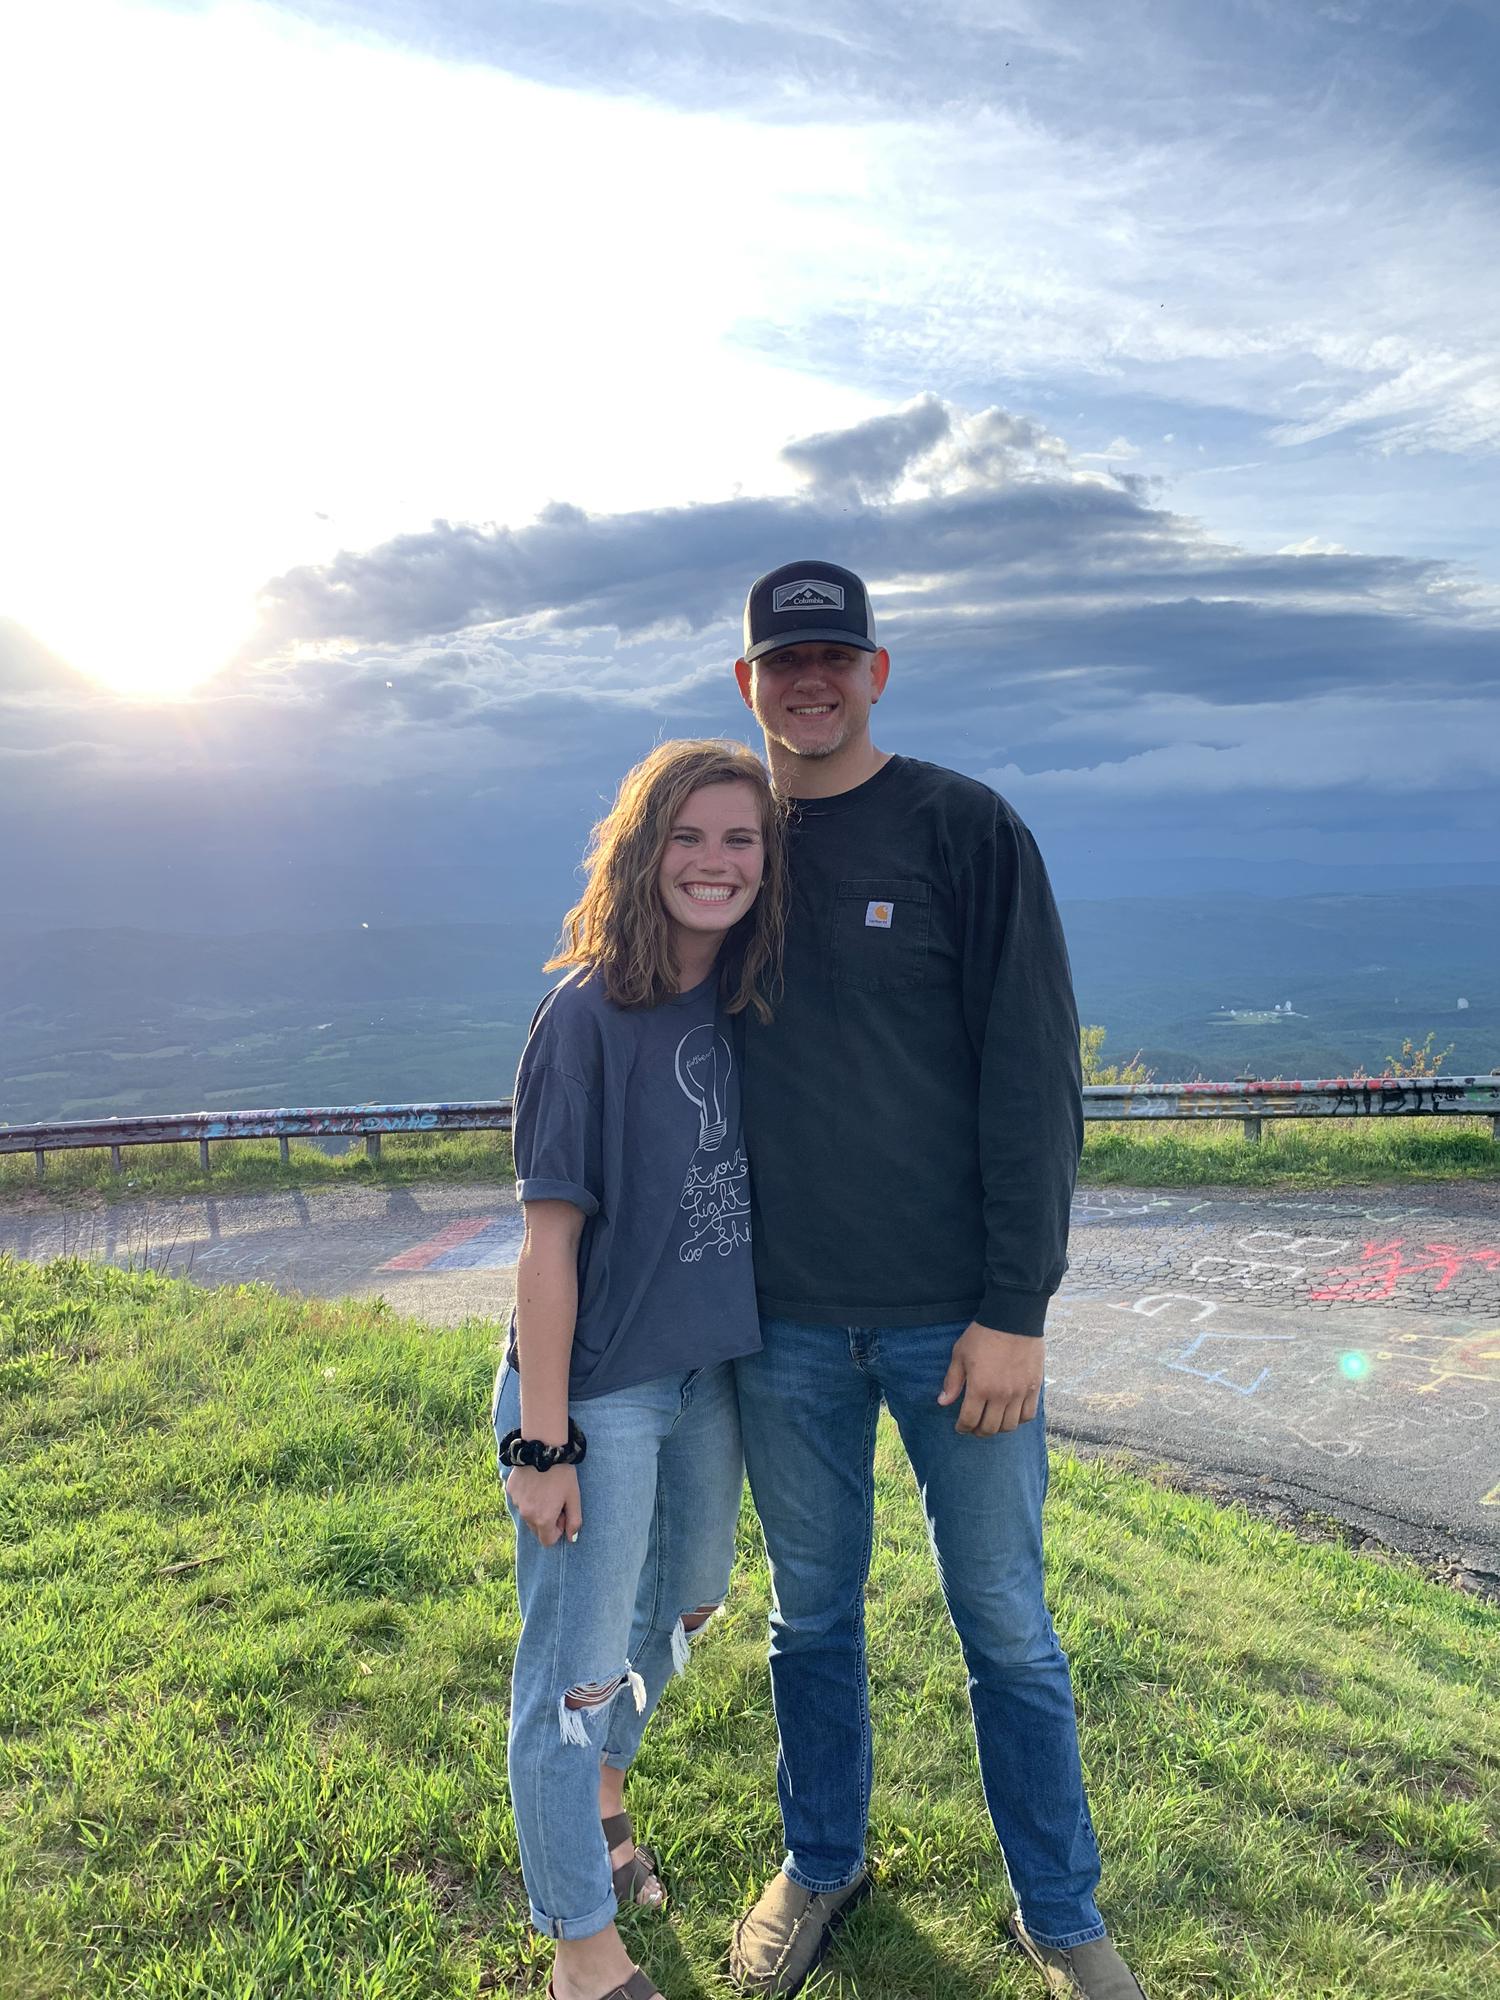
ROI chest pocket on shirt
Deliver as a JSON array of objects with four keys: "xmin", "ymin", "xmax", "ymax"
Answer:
[{"xmin": 830, "ymin": 880, "xmax": 931, "ymax": 991}]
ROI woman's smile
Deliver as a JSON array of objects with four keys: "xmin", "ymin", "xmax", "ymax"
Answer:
[{"xmin": 658, "ymin": 777, "xmax": 766, "ymax": 950}]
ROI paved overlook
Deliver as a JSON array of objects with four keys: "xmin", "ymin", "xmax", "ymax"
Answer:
[{"xmin": 4, "ymin": 1180, "xmax": 1497, "ymax": 1585}]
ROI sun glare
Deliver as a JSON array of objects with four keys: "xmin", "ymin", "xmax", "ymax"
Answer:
[
  {"xmin": 21, "ymin": 587, "xmax": 256, "ymax": 702},
  {"xmin": 0, "ymin": 2, "xmax": 885, "ymax": 718}
]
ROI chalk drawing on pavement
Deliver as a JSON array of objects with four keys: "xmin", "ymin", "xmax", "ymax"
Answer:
[
  {"xmin": 1057, "ymin": 1290, "xmax": 1500, "ymax": 1480},
  {"xmin": 1373, "ymin": 1328, "xmax": 1500, "ymax": 1394},
  {"xmin": 1308, "ymin": 1241, "xmax": 1500, "ymax": 1304},
  {"xmin": 1236, "ymin": 1231, "xmax": 1352, "ymax": 1261},
  {"xmin": 1160, "ymin": 1327, "xmax": 1297, "ymax": 1397},
  {"xmin": 1070, "ymin": 1193, "xmax": 1180, "ymax": 1225},
  {"xmin": 1188, "ymin": 1231, "xmax": 1355, "ymax": 1292},
  {"xmin": 1108, "ymin": 1293, "xmax": 1218, "ymax": 1323},
  {"xmin": 1190, "ymin": 1255, "xmax": 1304, "ymax": 1289},
  {"xmin": 380, "ymin": 1215, "xmax": 523, "ymax": 1272}
]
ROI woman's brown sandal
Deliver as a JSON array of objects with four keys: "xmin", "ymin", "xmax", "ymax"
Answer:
[
  {"xmin": 602, "ymin": 1811, "xmax": 666, "ymax": 1910},
  {"xmin": 546, "ymin": 1974, "xmax": 662, "ymax": 2000}
]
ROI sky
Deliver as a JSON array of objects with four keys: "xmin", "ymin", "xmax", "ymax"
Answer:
[{"xmin": 3, "ymin": 0, "xmax": 1498, "ymax": 927}]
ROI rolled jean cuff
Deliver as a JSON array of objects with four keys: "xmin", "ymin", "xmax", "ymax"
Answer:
[
  {"xmin": 1025, "ymin": 1920, "xmax": 1108, "ymax": 1951},
  {"xmin": 784, "ymin": 1857, "xmax": 867, "ymax": 1896},
  {"xmin": 528, "ymin": 1886, "xmax": 619, "ymax": 1941}
]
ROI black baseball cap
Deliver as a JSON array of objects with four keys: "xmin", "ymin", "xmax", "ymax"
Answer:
[{"xmin": 742, "ymin": 559, "xmax": 878, "ymax": 663}]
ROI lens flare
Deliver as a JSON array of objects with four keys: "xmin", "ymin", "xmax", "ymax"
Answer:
[{"xmin": 1338, "ymin": 1351, "xmax": 1371, "ymax": 1381}]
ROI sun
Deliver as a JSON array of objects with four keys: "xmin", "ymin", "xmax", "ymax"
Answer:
[{"xmin": 18, "ymin": 585, "xmax": 257, "ymax": 703}]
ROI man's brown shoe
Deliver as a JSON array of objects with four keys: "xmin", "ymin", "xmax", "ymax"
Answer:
[
  {"xmin": 729, "ymin": 1869, "xmax": 870, "ymax": 1995},
  {"xmin": 1008, "ymin": 1915, "xmax": 1148, "ymax": 1998}
]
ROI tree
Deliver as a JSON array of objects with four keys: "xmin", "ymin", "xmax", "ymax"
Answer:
[
  {"xmin": 1381, "ymin": 1031, "xmax": 1455, "ymax": 1078},
  {"xmin": 1079, "ymin": 1025, "xmax": 1153, "ymax": 1086}
]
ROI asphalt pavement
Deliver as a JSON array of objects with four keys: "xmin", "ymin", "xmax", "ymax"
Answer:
[
  {"xmin": 4, "ymin": 1177, "xmax": 1496, "ymax": 1582},
  {"xmin": 1052, "ymin": 1182, "xmax": 1499, "ymax": 1586}
]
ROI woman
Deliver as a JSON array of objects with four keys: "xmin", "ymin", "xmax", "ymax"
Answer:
[{"xmin": 492, "ymin": 738, "xmax": 785, "ymax": 2000}]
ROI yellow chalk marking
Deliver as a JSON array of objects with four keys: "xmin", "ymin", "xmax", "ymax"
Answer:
[{"xmin": 1376, "ymin": 1329, "xmax": 1500, "ymax": 1391}]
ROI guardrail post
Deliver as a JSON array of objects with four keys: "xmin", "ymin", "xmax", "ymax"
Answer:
[
  {"xmin": 1242, "ymin": 1116, "xmax": 1262, "ymax": 1144},
  {"xmin": 34, "ymin": 1147, "xmax": 45, "ymax": 1182},
  {"xmin": 1493, "ymin": 1115, "xmax": 1500, "ymax": 1144},
  {"xmin": 279, "ymin": 1136, "xmax": 290, "ymax": 1164},
  {"xmin": 365, "ymin": 1133, "xmax": 381, "ymax": 1163},
  {"xmin": 198, "ymin": 1138, "xmax": 211, "ymax": 1174},
  {"xmin": 110, "ymin": 1145, "xmax": 123, "ymax": 1175}
]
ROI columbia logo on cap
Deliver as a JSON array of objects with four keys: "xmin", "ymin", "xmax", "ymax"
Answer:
[
  {"xmin": 743, "ymin": 559, "xmax": 878, "ymax": 664},
  {"xmin": 774, "ymin": 579, "xmax": 845, "ymax": 613}
]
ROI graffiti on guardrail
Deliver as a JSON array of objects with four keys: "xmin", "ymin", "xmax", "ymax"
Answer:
[
  {"xmin": 1086, "ymin": 1074, "xmax": 1500, "ymax": 1124},
  {"xmin": 5, "ymin": 1074, "xmax": 1497, "ymax": 1171}
]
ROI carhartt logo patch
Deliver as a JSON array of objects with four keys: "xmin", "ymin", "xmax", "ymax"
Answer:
[
  {"xmin": 773, "ymin": 579, "xmax": 845, "ymax": 614},
  {"xmin": 865, "ymin": 901, "xmax": 893, "ymax": 928}
]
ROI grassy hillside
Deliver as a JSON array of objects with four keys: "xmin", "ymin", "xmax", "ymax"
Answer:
[{"xmin": 2, "ymin": 1258, "xmax": 1496, "ymax": 1999}]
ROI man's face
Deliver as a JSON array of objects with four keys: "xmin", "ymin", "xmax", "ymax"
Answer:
[{"xmin": 734, "ymin": 642, "xmax": 890, "ymax": 762}]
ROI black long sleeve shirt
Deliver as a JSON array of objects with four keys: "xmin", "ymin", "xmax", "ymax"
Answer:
[{"xmin": 742, "ymin": 755, "xmax": 1082, "ymax": 1337}]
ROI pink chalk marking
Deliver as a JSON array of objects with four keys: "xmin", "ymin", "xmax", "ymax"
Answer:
[
  {"xmin": 1308, "ymin": 1238, "xmax": 1500, "ymax": 1303},
  {"xmin": 381, "ymin": 1216, "xmax": 493, "ymax": 1271}
]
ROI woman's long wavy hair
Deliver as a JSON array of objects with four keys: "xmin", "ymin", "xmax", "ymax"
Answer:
[{"xmin": 546, "ymin": 739, "xmax": 786, "ymax": 1021}]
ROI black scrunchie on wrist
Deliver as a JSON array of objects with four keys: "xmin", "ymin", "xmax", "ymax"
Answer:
[{"xmin": 498, "ymin": 1420, "xmax": 587, "ymax": 1471}]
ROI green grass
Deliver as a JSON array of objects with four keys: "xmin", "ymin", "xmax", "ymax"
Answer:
[
  {"xmin": 1079, "ymin": 1115, "xmax": 1500, "ymax": 1188},
  {"xmin": 3, "ymin": 1116, "xmax": 1495, "ymax": 1209},
  {"xmin": 0, "ymin": 1129, "xmax": 516, "ymax": 1207},
  {"xmin": 2, "ymin": 1258, "xmax": 1496, "ymax": 1999}
]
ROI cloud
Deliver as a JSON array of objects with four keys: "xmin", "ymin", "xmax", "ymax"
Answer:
[
  {"xmin": 8, "ymin": 0, "xmax": 1499, "ymax": 753},
  {"xmin": 775, "ymin": 394, "xmax": 1073, "ymax": 504},
  {"xmin": 984, "ymin": 694, "xmax": 1500, "ymax": 805},
  {"xmin": 241, "ymin": 397, "xmax": 1494, "ymax": 724},
  {"xmin": 215, "ymin": 1, "xmax": 1500, "ymax": 479},
  {"xmin": 4, "ymin": 394, "xmax": 1497, "ymax": 928},
  {"xmin": 780, "ymin": 394, "xmax": 953, "ymax": 502}
]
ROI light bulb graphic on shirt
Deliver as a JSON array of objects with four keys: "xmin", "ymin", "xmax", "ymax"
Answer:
[{"xmin": 675, "ymin": 1022, "xmax": 730, "ymax": 1152}]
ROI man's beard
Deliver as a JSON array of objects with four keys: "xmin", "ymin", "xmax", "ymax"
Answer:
[{"xmin": 766, "ymin": 717, "xmax": 848, "ymax": 761}]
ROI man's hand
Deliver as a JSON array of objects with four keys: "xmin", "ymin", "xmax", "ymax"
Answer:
[
  {"xmin": 506, "ymin": 1463, "xmax": 583, "ymax": 1546},
  {"xmin": 937, "ymin": 1322, "xmax": 1044, "ymax": 1435}
]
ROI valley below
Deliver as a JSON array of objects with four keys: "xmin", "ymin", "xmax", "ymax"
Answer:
[{"xmin": 3, "ymin": 889, "xmax": 1497, "ymax": 1127}]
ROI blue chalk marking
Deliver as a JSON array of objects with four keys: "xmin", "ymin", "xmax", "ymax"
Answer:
[
  {"xmin": 1160, "ymin": 1328, "xmax": 1296, "ymax": 1397},
  {"xmin": 1163, "ymin": 1358, "xmax": 1275, "ymax": 1397}
]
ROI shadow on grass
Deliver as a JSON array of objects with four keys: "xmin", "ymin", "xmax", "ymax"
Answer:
[
  {"xmin": 809, "ymin": 1888, "xmax": 1012, "ymax": 2000},
  {"xmin": 621, "ymin": 1887, "xmax": 1010, "ymax": 2000}
]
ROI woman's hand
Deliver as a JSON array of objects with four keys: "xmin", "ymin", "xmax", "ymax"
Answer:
[{"xmin": 506, "ymin": 1463, "xmax": 583, "ymax": 1546}]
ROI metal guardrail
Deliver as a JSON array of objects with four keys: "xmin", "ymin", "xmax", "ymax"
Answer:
[
  {"xmin": 2, "ymin": 1077, "xmax": 1498, "ymax": 1178},
  {"xmin": 0, "ymin": 1100, "xmax": 514, "ymax": 1179},
  {"xmin": 1083, "ymin": 1075, "xmax": 1500, "ymax": 1143}
]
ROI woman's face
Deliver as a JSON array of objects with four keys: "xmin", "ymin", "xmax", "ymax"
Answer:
[{"xmin": 657, "ymin": 779, "xmax": 766, "ymax": 946}]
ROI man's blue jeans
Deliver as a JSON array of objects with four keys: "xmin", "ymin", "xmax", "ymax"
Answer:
[{"xmin": 735, "ymin": 1317, "xmax": 1105, "ymax": 1951}]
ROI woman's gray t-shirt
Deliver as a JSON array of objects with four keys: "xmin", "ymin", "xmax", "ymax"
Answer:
[{"xmin": 507, "ymin": 966, "xmax": 762, "ymax": 1400}]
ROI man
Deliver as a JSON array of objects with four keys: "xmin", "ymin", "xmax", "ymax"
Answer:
[{"xmin": 727, "ymin": 560, "xmax": 1147, "ymax": 2000}]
